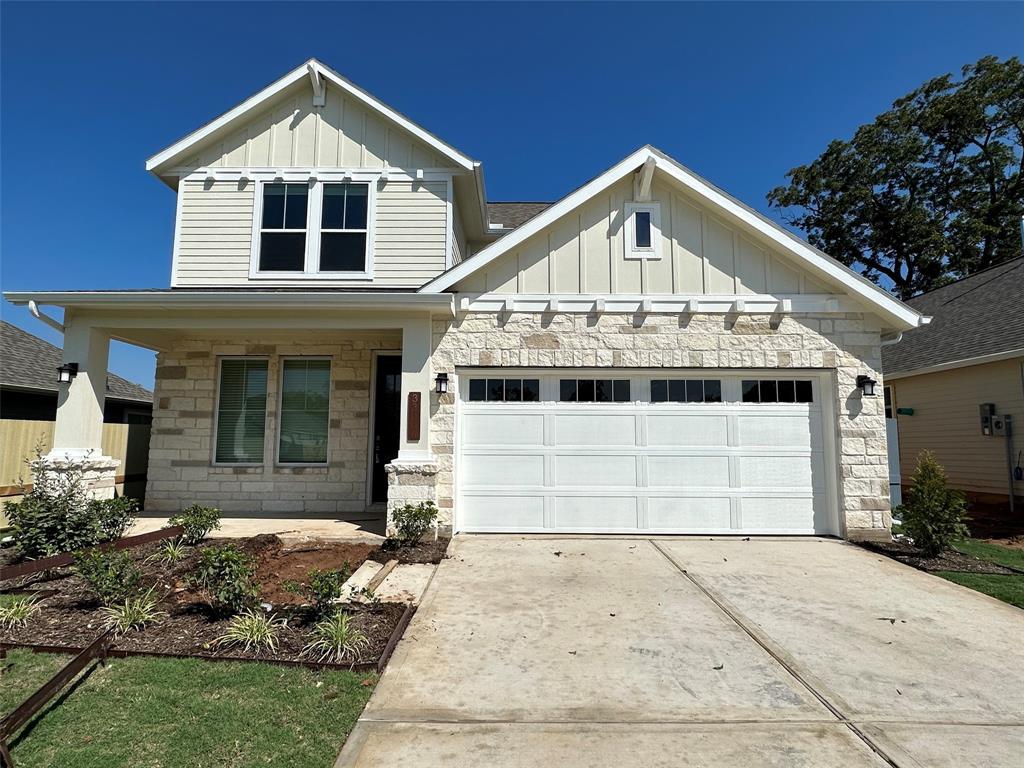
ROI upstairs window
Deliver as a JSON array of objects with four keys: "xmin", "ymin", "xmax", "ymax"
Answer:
[
  {"xmin": 259, "ymin": 184, "xmax": 308, "ymax": 271},
  {"xmin": 320, "ymin": 183, "xmax": 368, "ymax": 272},
  {"xmin": 624, "ymin": 202, "xmax": 661, "ymax": 260},
  {"xmin": 254, "ymin": 179, "xmax": 372, "ymax": 277}
]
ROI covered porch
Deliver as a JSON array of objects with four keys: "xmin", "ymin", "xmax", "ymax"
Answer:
[{"xmin": 5, "ymin": 291, "xmax": 453, "ymax": 536}]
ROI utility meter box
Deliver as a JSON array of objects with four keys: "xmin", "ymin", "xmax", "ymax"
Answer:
[
  {"xmin": 980, "ymin": 403, "xmax": 996, "ymax": 435},
  {"xmin": 993, "ymin": 413, "xmax": 1013, "ymax": 437}
]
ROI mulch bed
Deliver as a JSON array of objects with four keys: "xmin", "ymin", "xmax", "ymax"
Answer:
[
  {"xmin": 1, "ymin": 533, "xmax": 448, "ymax": 666},
  {"xmin": 858, "ymin": 539, "xmax": 1018, "ymax": 575},
  {"xmin": 370, "ymin": 538, "xmax": 449, "ymax": 566}
]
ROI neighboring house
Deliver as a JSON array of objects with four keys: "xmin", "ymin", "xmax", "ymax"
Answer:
[
  {"xmin": 0, "ymin": 320, "xmax": 153, "ymax": 515},
  {"xmin": 4, "ymin": 59, "xmax": 928, "ymax": 540},
  {"xmin": 882, "ymin": 258, "xmax": 1023, "ymax": 512}
]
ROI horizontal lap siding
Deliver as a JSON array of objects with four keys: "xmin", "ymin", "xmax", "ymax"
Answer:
[
  {"xmin": 173, "ymin": 180, "xmax": 448, "ymax": 288},
  {"xmin": 891, "ymin": 358, "xmax": 1024, "ymax": 496}
]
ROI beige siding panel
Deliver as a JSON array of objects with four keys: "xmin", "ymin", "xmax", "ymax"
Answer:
[
  {"xmin": 372, "ymin": 180, "xmax": 447, "ymax": 286},
  {"xmin": 176, "ymin": 180, "xmax": 254, "ymax": 285},
  {"xmin": 194, "ymin": 81, "xmax": 456, "ymax": 171},
  {"xmin": 672, "ymin": 194, "xmax": 705, "ymax": 293},
  {"xmin": 448, "ymin": 169, "xmax": 868, "ymax": 300},
  {"xmin": 891, "ymin": 359, "xmax": 1024, "ymax": 497}
]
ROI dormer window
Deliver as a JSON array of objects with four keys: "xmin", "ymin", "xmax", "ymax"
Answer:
[
  {"xmin": 252, "ymin": 177, "xmax": 373, "ymax": 279},
  {"xmin": 624, "ymin": 201, "xmax": 662, "ymax": 260}
]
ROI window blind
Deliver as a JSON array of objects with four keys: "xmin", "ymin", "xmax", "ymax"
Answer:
[
  {"xmin": 215, "ymin": 359, "xmax": 268, "ymax": 463},
  {"xmin": 279, "ymin": 359, "xmax": 331, "ymax": 464}
]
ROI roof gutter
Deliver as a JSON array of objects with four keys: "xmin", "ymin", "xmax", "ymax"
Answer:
[{"xmin": 5, "ymin": 291, "xmax": 456, "ymax": 316}]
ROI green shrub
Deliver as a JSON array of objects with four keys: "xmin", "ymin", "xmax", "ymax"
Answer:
[
  {"xmin": 284, "ymin": 567, "xmax": 351, "ymax": 616},
  {"xmin": 100, "ymin": 588, "xmax": 166, "ymax": 635},
  {"xmin": 386, "ymin": 501, "xmax": 438, "ymax": 548},
  {"xmin": 168, "ymin": 505, "xmax": 222, "ymax": 545},
  {"xmin": 74, "ymin": 547, "xmax": 144, "ymax": 606},
  {"xmin": 5, "ymin": 452, "xmax": 94, "ymax": 558},
  {"xmin": 90, "ymin": 496, "xmax": 139, "ymax": 542},
  {"xmin": 215, "ymin": 608, "xmax": 286, "ymax": 653},
  {"xmin": 0, "ymin": 595, "xmax": 41, "ymax": 629},
  {"xmin": 895, "ymin": 451, "xmax": 969, "ymax": 557},
  {"xmin": 190, "ymin": 544, "xmax": 258, "ymax": 614},
  {"xmin": 303, "ymin": 611, "xmax": 368, "ymax": 664}
]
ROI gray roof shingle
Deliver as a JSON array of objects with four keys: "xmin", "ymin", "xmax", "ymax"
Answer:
[
  {"xmin": 881, "ymin": 257, "xmax": 1024, "ymax": 377},
  {"xmin": 0, "ymin": 321, "xmax": 152, "ymax": 402},
  {"xmin": 487, "ymin": 202, "xmax": 551, "ymax": 229}
]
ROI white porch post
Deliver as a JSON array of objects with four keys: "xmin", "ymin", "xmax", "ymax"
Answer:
[
  {"xmin": 36, "ymin": 318, "xmax": 120, "ymax": 498},
  {"xmin": 385, "ymin": 315, "xmax": 438, "ymax": 533}
]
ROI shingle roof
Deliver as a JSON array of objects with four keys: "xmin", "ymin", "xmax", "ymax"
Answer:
[
  {"xmin": 0, "ymin": 321, "xmax": 152, "ymax": 402},
  {"xmin": 487, "ymin": 202, "xmax": 551, "ymax": 230},
  {"xmin": 881, "ymin": 257, "xmax": 1024, "ymax": 377}
]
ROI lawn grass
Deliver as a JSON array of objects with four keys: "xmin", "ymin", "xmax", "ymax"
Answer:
[
  {"xmin": 0, "ymin": 649, "xmax": 376, "ymax": 768},
  {"xmin": 937, "ymin": 538, "xmax": 1024, "ymax": 609}
]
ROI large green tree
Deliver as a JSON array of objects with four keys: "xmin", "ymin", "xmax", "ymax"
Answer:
[{"xmin": 768, "ymin": 56, "xmax": 1023, "ymax": 299}]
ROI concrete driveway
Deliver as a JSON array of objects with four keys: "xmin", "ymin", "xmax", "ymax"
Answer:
[{"xmin": 337, "ymin": 537, "xmax": 1024, "ymax": 767}]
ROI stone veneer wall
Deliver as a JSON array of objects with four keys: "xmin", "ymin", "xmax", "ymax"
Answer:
[
  {"xmin": 428, "ymin": 311, "xmax": 891, "ymax": 540},
  {"xmin": 146, "ymin": 335, "xmax": 399, "ymax": 515}
]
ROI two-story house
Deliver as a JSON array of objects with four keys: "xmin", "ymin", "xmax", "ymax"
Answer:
[{"xmin": 6, "ymin": 59, "xmax": 928, "ymax": 540}]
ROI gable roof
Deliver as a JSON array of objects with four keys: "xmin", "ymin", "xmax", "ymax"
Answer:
[
  {"xmin": 0, "ymin": 321, "xmax": 152, "ymax": 403},
  {"xmin": 145, "ymin": 58, "xmax": 476, "ymax": 174},
  {"xmin": 487, "ymin": 202, "xmax": 552, "ymax": 230},
  {"xmin": 421, "ymin": 145, "xmax": 926, "ymax": 331},
  {"xmin": 882, "ymin": 257, "xmax": 1024, "ymax": 378}
]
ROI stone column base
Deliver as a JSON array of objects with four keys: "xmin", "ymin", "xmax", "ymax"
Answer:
[
  {"xmin": 32, "ymin": 452, "xmax": 121, "ymax": 501},
  {"xmin": 385, "ymin": 460, "xmax": 438, "ymax": 536},
  {"xmin": 845, "ymin": 527, "xmax": 894, "ymax": 544}
]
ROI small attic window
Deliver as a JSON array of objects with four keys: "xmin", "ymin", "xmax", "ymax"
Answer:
[{"xmin": 624, "ymin": 202, "xmax": 661, "ymax": 260}]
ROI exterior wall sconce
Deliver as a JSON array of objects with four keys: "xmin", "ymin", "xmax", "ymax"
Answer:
[
  {"xmin": 435, "ymin": 373, "xmax": 449, "ymax": 394},
  {"xmin": 856, "ymin": 375, "xmax": 877, "ymax": 397},
  {"xmin": 56, "ymin": 362, "xmax": 79, "ymax": 384}
]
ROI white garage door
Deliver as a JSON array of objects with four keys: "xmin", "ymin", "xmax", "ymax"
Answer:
[{"xmin": 456, "ymin": 372, "xmax": 837, "ymax": 535}]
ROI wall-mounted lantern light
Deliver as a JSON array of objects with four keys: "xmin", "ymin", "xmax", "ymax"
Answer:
[
  {"xmin": 434, "ymin": 372, "xmax": 449, "ymax": 395},
  {"xmin": 856, "ymin": 374, "xmax": 877, "ymax": 397},
  {"xmin": 56, "ymin": 362, "xmax": 79, "ymax": 384}
]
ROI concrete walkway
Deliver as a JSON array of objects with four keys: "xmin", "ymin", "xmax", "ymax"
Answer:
[{"xmin": 337, "ymin": 537, "xmax": 1024, "ymax": 767}]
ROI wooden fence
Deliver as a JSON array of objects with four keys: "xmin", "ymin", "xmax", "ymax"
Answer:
[{"xmin": 0, "ymin": 420, "xmax": 151, "ymax": 526}]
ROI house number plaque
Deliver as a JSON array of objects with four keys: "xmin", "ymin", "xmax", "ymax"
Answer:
[{"xmin": 407, "ymin": 392, "xmax": 421, "ymax": 442}]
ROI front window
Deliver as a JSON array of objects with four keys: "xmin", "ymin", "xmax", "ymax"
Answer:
[
  {"xmin": 215, "ymin": 359, "xmax": 268, "ymax": 464},
  {"xmin": 320, "ymin": 184, "xmax": 368, "ymax": 271},
  {"xmin": 278, "ymin": 359, "xmax": 331, "ymax": 464},
  {"xmin": 259, "ymin": 184, "xmax": 308, "ymax": 271},
  {"xmin": 255, "ymin": 180, "xmax": 370, "ymax": 276}
]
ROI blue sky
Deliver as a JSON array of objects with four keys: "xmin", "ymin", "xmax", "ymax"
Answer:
[{"xmin": 2, "ymin": 1, "xmax": 1021, "ymax": 388}]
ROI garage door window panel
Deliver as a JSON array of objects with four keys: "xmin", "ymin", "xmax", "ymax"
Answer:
[
  {"xmin": 650, "ymin": 379, "xmax": 722, "ymax": 404},
  {"xmin": 467, "ymin": 378, "xmax": 540, "ymax": 403},
  {"xmin": 742, "ymin": 379, "xmax": 814, "ymax": 404},
  {"xmin": 559, "ymin": 379, "xmax": 631, "ymax": 403}
]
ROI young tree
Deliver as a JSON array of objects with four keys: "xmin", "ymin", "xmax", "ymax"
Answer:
[{"xmin": 768, "ymin": 56, "xmax": 1024, "ymax": 299}]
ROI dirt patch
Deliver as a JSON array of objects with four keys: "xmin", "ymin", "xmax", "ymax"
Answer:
[
  {"xmin": 859, "ymin": 540, "xmax": 1017, "ymax": 575},
  {"xmin": 1, "ymin": 534, "xmax": 432, "ymax": 666},
  {"xmin": 982, "ymin": 536, "xmax": 1024, "ymax": 552},
  {"xmin": 370, "ymin": 538, "xmax": 449, "ymax": 565}
]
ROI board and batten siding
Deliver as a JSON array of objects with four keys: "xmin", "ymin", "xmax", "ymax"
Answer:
[
  {"xmin": 452, "ymin": 176, "xmax": 832, "ymax": 296},
  {"xmin": 174, "ymin": 179, "xmax": 448, "ymax": 288},
  {"xmin": 891, "ymin": 357, "xmax": 1024, "ymax": 498},
  {"xmin": 183, "ymin": 82, "xmax": 455, "ymax": 171}
]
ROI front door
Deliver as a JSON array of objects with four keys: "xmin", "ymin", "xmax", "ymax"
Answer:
[{"xmin": 371, "ymin": 355, "xmax": 402, "ymax": 503}]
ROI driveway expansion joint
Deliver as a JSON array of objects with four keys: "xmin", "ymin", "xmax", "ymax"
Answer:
[{"xmin": 649, "ymin": 539, "xmax": 903, "ymax": 768}]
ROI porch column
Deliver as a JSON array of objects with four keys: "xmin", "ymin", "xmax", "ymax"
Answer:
[
  {"xmin": 385, "ymin": 316, "xmax": 438, "ymax": 534},
  {"xmin": 35, "ymin": 318, "xmax": 120, "ymax": 499}
]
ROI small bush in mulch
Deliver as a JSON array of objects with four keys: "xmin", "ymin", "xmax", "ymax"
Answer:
[
  {"xmin": 895, "ymin": 450, "xmax": 970, "ymax": 557},
  {"xmin": 858, "ymin": 539, "xmax": 1018, "ymax": 575},
  {"xmin": 0, "ymin": 532, "xmax": 444, "ymax": 666}
]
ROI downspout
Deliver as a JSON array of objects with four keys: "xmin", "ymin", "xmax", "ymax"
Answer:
[{"xmin": 28, "ymin": 300, "xmax": 65, "ymax": 334}]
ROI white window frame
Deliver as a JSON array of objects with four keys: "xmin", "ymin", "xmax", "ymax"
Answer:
[
  {"xmin": 249, "ymin": 173, "xmax": 377, "ymax": 280},
  {"xmin": 623, "ymin": 201, "xmax": 662, "ymax": 260},
  {"xmin": 212, "ymin": 356, "xmax": 270, "ymax": 467},
  {"xmin": 275, "ymin": 356, "xmax": 332, "ymax": 468}
]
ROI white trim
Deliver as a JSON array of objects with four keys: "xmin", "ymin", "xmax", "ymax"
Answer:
[
  {"xmin": 274, "ymin": 356, "xmax": 332, "ymax": 467},
  {"xmin": 454, "ymin": 292, "xmax": 849, "ymax": 315},
  {"xmin": 420, "ymin": 146, "xmax": 925, "ymax": 331},
  {"xmin": 212, "ymin": 356, "xmax": 270, "ymax": 467},
  {"xmin": 146, "ymin": 59, "xmax": 475, "ymax": 173},
  {"xmin": 444, "ymin": 177, "xmax": 454, "ymax": 271},
  {"xmin": 182, "ymin": 167, "xmax": 455, "ymax": 183},
  {"xmin": 885, "ymin": 347, "xmax": 1024, "ymax": 380},
  {"xmin": 248, "ymin": 177, "xmax": 376, "ymax": 281},
  {"xmin": 623, "ymin": 201, "xmax": 662, "ymax": 261},
  {"xmin": 169, "ymin": 180, "xmax": 186, "ymax": 288}
]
